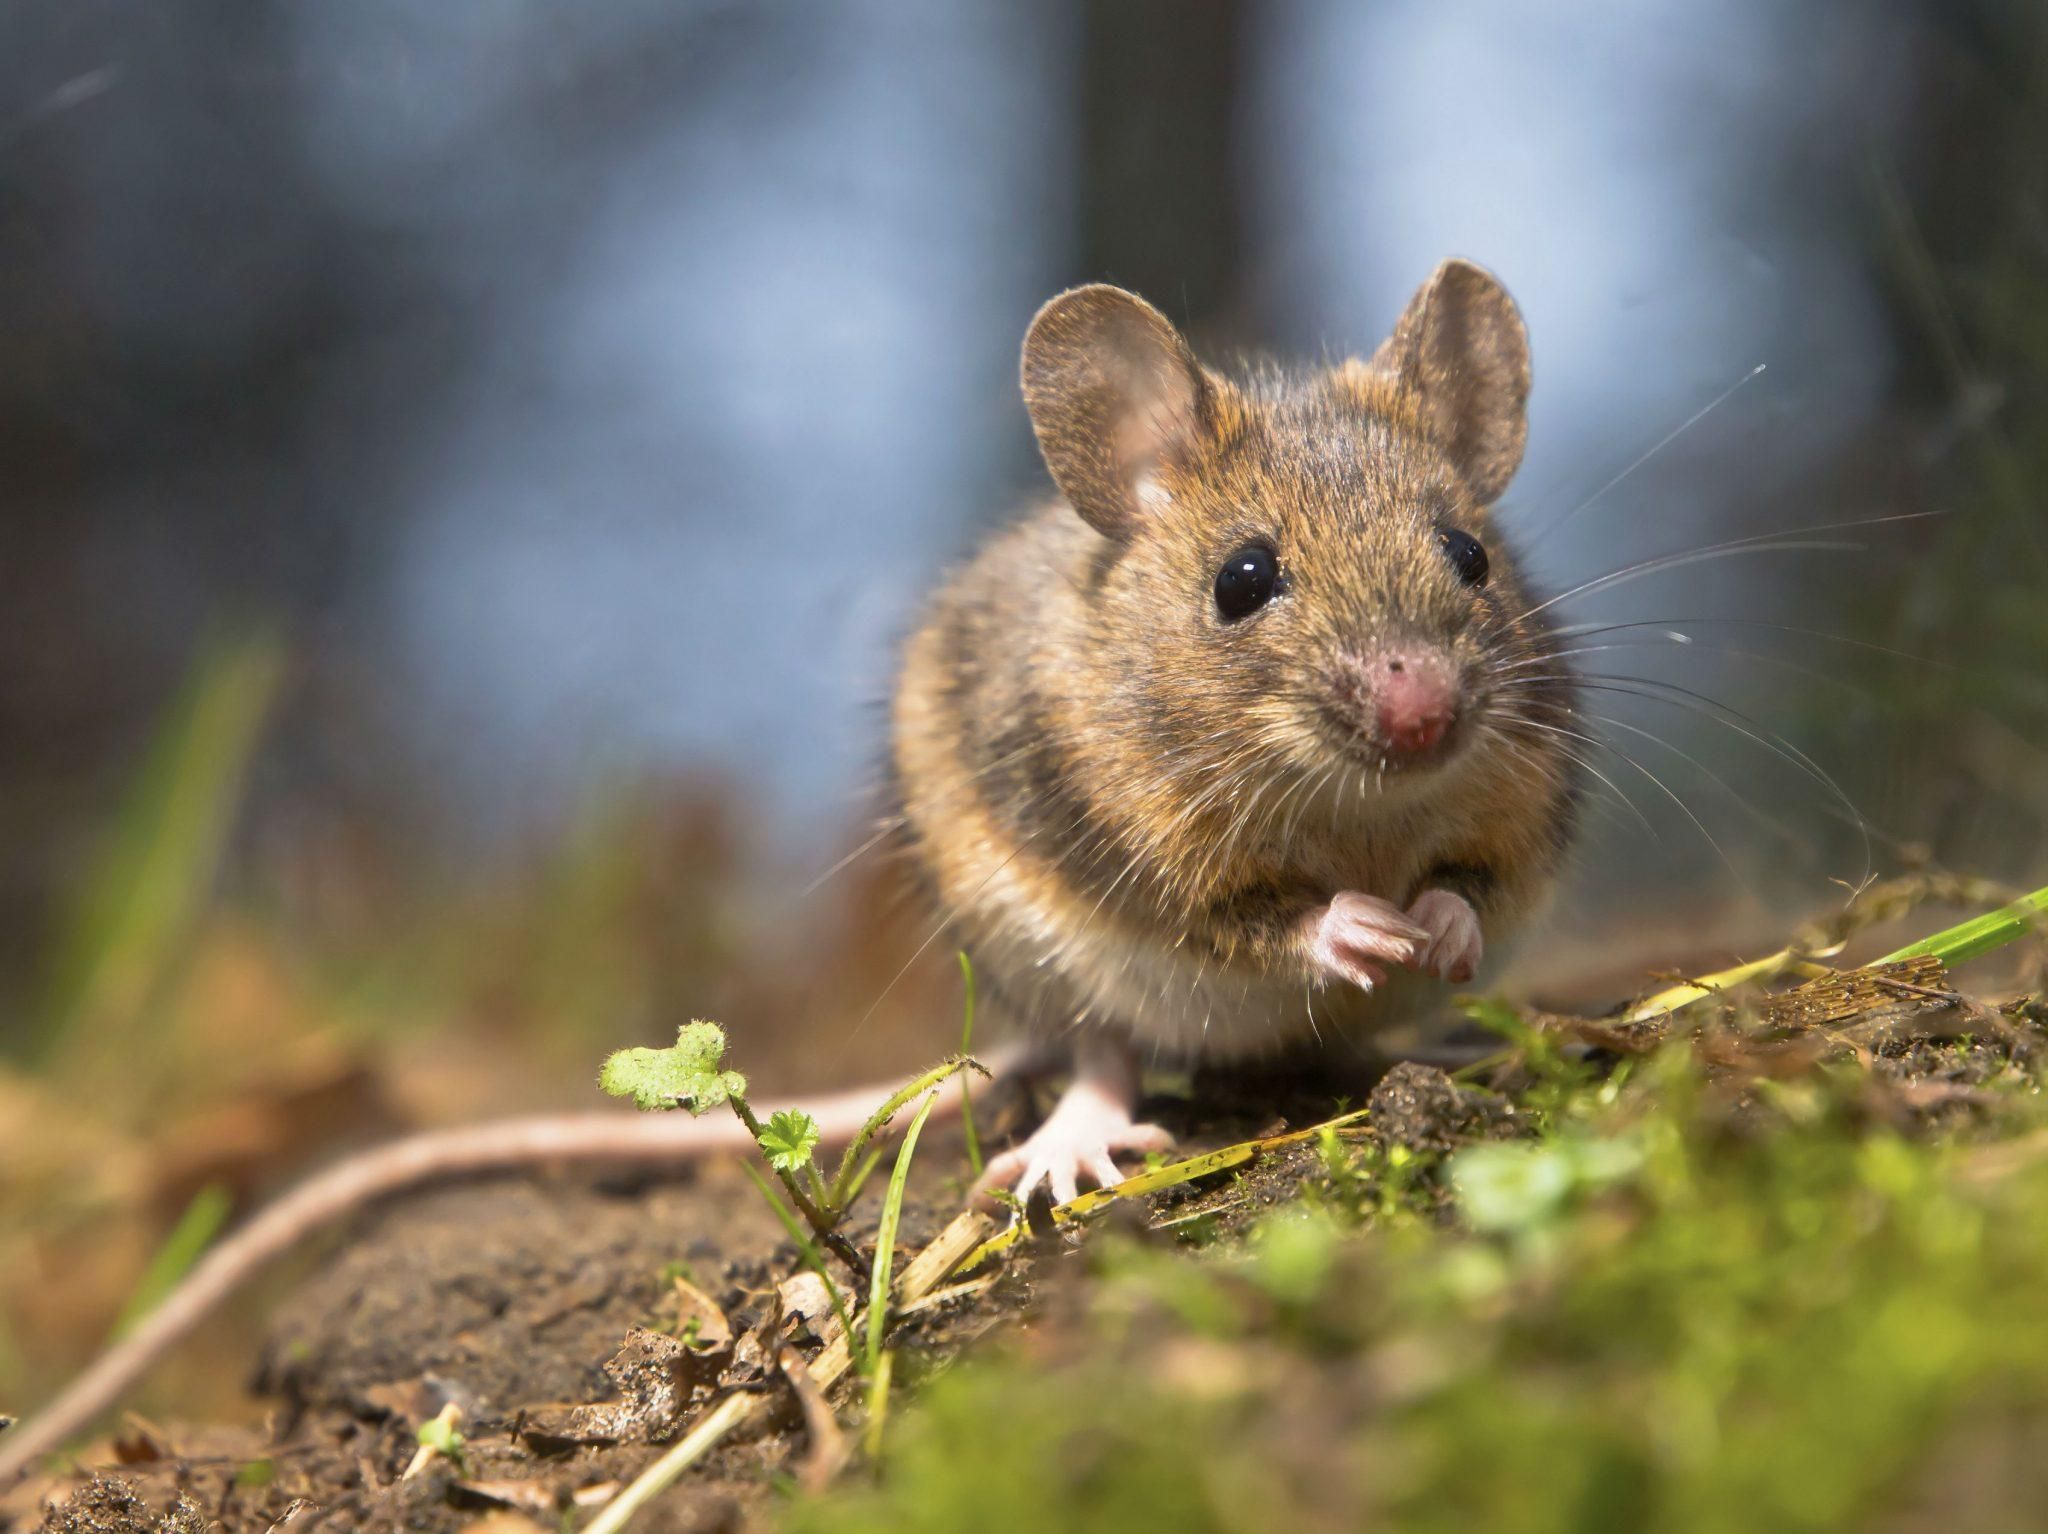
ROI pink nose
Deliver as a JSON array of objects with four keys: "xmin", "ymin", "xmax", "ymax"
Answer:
[{"xmin": 1372, "ymin": 653, "xmax": 1459, "ymax": 757}]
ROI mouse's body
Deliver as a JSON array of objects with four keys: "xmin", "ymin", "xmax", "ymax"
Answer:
[
  {"xmin": 1, "ymin": 259, "xmax": 1579, "ymax": 1479},
  {"xmin": 894, "ymin": 261, "xmax": 1579, "ymax": 1200}
]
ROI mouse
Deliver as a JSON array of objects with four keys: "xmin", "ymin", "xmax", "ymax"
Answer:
[
  {"xmin": 0, "ymin": 258, "xmax": 1577, "ymax": 1481},
  {"xmin": 895, "ymin": 257, "xmax": 1578, "ymax": 1205}
]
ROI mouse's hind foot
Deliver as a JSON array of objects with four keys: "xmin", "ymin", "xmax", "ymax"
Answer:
[{"xmin": 972, "ymin": 1034, "xmax": 1172, "ymax": 1209}]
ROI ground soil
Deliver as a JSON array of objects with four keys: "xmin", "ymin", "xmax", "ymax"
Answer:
[
  {"xmin": 7, "ymin": 979, "xmax": 2029, "ymax": 1534},
  {"xmin": 3, "ymin": 1062, "xmax": 1476, "ymax": 1534}
]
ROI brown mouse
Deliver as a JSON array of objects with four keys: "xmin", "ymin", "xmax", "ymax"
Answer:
[
  {"xmin": 0, "ymin": 258, "xmax": 1577, "ymax": 1480},
  {"xmin": 893, "ymin": 257, "xmax": 1578, "ymax": 1202}
]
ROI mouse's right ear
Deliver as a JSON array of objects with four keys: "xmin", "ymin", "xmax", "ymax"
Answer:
[
  {"xmin": 1021, "ymin": 285, "xmax": 1215, "ymax": 539},
  {"xmin": 1368, "ymin": 259, "xmax": 1531, "ymax": 505}
]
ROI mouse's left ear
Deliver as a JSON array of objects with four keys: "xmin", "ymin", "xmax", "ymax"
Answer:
[
  {"xmin": 1369, "ymin": 259, "xmax": 1531, "ymax": 504},
  {"xmin": 1021, "ymin": 285, "xmax": 1218, "ymax": 539}
]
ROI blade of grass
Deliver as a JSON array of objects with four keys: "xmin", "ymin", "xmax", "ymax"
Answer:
[
  {"xmin": 828, "ymin": 1056, "xmax": 980, "ymax": 1210},
  {"xmin": 960, "ymin": 1107, "xmax": 1372, "ymax": 1273},
  {"xmin": 1624, "ymin": 881, "xmax": 2048, "ymax": 1024},
  {"xmin": 740, "ymin": 1162, "xmax": 857, "ymax": 1354},
  {"xmin": 1621, "ymin": 949, "xmax": 1815, "ymax": 1025},
  {"xmin": 957, "ymin": 952, "xmax": 984, "ymax": 1179},
  {"xmin": 111, "ymin": 1182, "xmax": 231, "ymax": 1340},
  {"xmin": 865, "ymin": 1090, "xmax": 939, "ymax": 1373},
  {"xmin": 33, "ymin": 633, "xmax": 284, "ymax": 1067},
  {"xmin": 1877, "ymin": 883, "xmax": 2048, "ymax": 966},
  {"xmin": 837, "ymin": 1143, "xmax": 887, "ymax": 1209},
  {"xmin": 863, "ymin": 1348, "xmax": 895, "ymax": 1463}
]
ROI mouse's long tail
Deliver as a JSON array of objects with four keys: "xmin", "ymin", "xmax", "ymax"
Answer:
[{"xmin": 0, "ymin": 1062, "xmax": 1006, "ymax": 1484}]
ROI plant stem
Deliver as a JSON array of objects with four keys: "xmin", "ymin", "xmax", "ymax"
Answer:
[
  {"xmin": 739, "ymin": 1161, "xmax": 858, "ymax": 1353},
  {"xmin": 838, "ymin": 1143, "xmax": 887, "ymax": 1208},
  {"xmin": 729, "ymin": 1095, "xmax": 871, "ymax": 1284},
  {"xmin": 828, "ymin": 1055, "xmax": 985, "ymax": 1210}
]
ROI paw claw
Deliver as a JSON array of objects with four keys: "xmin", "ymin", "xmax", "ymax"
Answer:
[
  {"xmin": 1405, "ymin": 889, "xmax": 1485, "ymax": 983},
  {"xmin": 1309, "ymin": 891, "xmax": 1429, "ymax": 992},
  {"xmin": 1309, "ymin": 889, "xmax": 1486, "ymax": 989},
  {"xmin": 971, "ymin": 1087, "xmax": 1173, "ymax": 1212}
]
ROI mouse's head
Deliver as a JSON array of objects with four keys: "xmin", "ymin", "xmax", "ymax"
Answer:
[{"xmin": 1021, "ymin": 259, "xmax": 1559, "ymax": 805}]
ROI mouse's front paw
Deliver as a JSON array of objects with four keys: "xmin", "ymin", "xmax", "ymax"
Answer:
[
  {"xmin": 1307, "ymin": 891, "xmax": 1430, "ymax": 992},
  {"xmin": 1405, "ymin": 889, "xmax": 1483, "ymax": 982}
]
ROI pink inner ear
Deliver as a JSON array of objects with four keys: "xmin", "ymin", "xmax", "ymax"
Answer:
[{"xmin": 1108, "ymin": 365, "xmax": 1202, "ymax": 500}]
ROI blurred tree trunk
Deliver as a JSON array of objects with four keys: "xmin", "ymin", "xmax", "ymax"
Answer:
[{"xmin": 1075, "ymin": 0, "xmax": 1249, "ymax": 338}]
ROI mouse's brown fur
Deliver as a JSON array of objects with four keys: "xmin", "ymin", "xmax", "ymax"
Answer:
[{"xmin": 892, "ymin": 260, "xmax": 1578, "ymax": 1061}]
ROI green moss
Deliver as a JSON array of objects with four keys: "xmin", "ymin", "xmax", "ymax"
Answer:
[{"xmin": 787, "ymin": 1052, "xmax": 2048, "ymax": 1534}]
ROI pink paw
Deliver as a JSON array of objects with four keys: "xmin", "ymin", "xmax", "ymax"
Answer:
[
  {"xmin": 1406, "ymin": 889, "xmax": 1483, "ymax": 983},
  {"xmin": 973, "ymin": 1080, "xmax": 1174, "ymax": 1209},
  {"xmin": 1307, "ymin": 891, "xmax": 1430, "ymax": 992}
]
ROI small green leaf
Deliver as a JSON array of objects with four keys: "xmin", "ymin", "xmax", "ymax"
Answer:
[
  {"xmin": 415, "ymin": 1411, "xmax": 468, "ymax": 1473},
  {"xmin": 759, "ymin": 1109, "xmax": 822, "ymax": 1173},
  {"xmin": 599, "ymin": 1020, "xmax": 748, "ymax": 1114}
]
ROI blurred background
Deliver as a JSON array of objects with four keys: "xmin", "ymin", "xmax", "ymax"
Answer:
[{"xmin": 2, "ymin": 0, "xmax": 2045, "ymax": 1420}]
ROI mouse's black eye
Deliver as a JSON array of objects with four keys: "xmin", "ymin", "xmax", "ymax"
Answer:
[
  {"xmin": 1438, "ymin": 527, "xmax": 1489, "ymax": 587},
  {"xmin": 1214, "ymin": 544, "xmax": 1279, "ymax": 622}
]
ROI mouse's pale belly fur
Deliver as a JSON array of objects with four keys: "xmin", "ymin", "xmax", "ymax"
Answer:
[
  {"xmin": 890, "ymin": 757, "xmax": 1500, "ymax": 1061},
  {"xmin": 945, "ymin": 860, "xmax": 1459, "ymax": 1060},
  {"xmin": 891, "ymin": 504, "xmax": 1566, "ymax": 1063}
]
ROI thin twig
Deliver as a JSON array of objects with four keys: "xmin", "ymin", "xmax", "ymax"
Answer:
[
  {"xmin": 580, "ymin": 1393, "xmax": 755, "ymax": 1534},
  {"xmin": 893, "ymin": 1273, "xmax": 998, "ymax": 1319}
]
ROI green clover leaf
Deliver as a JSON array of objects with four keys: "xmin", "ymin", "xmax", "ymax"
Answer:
[{"xmin": 758, "ymin": 1109, "xmax": 822, "ymax": 1174}]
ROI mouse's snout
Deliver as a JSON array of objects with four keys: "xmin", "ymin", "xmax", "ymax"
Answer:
[{"xmin": 1327, "ymin": 646, "xmax": 1462, "ymax": 763}]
